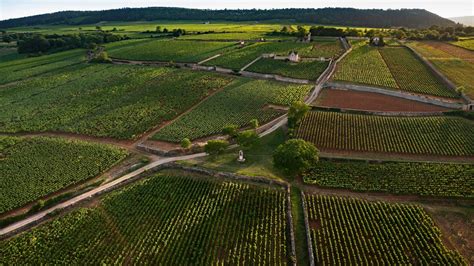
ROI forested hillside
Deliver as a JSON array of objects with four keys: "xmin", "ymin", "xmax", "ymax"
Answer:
[{"xmin": 0, "ymin": 7, "xmax": 456, "ymax": 29}]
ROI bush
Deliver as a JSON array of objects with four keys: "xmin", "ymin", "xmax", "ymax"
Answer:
[
  {"xmin": 288, "ymin": 101, "xmax": 310, "ymax": 129},
  {"xmin": 222, "ymin": 124, "xmax": 239, "ymax": 138},
  {"xmin": 273, "ymin": 139, "xmax": 319, "ymax": 175},
  {"xmin": 204, "ymin": 140, "xmax": 229, "ymax": 155},
  {"xmin": 91, "ymin": 51, "xmax": 112, "ymax": 63},
  {"xmin": 181, "ymin": 138, "xmax": 192, "ymax": 149},
  {"xmin": 249, "ymin": 119, "xmax": 259, "ymax": 129},
  {"xmin": 236, "ymin": 129, "xmax": 259, "ymax": 148}
]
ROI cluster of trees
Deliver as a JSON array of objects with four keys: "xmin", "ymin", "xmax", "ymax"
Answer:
[
  {"xmin": 142, "ymin": 26, "xmax": 187, "ymax": 37},
  {"xmin": 273, "ymin": 24, "xmax": 473, "ymax": 41},
  {"xmin": 0, "ymin": 7, "xmax": 456, "ymax": 29},
  {"xmin": 2, "ymin": 31, "xmax": 127, "ymax": 54}
]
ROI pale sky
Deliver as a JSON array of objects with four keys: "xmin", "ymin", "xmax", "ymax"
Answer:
[{"xmin": 0, "ymin": 0, "xmax": 472, "ymax": 21}]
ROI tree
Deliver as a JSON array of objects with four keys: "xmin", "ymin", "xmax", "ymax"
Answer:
[
  {"xmin": 181, "ymin": 138, "xmax": 191, "ymax": 149},
  {"xmin": 204, "ymin": 140, "xmax": 229, "ymax": 155},
  {"xmin": 236, "ymin": 129, "xmax": 259, "ymax": 148},
  {"xmin": 222, "ymin": 124, "xmax": 239, "ymax": 138},
  {"xmin": 249, "ymin": 119, "xmax": 259, "ymax": 129},
  {"xmin": 296, "ymin": 25, "xmax": 308, "ymax": 38},
  {"xmin": 288, "ymin": 101, "xmax": 310, "ymax": 129},
  {"xmin": 91, "ymin": 51, "xmax": 112, "ymax": 63},
  {"xmin": 273, "ymin": 139, "xmax": 319, "ymax": 175},
  {"xmin": 156, "ymin": 26, "xmax": 162, "ymax": 33},
  {"xmin": 95, "ymin": 26, "xmax": 102, "ymax": 31}
]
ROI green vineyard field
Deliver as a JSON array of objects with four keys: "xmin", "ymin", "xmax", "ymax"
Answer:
[
  {"xmin": 304, "ymin": 160, "xmax": 474, "ymax": 197},
  {"xmin": 304, "ymin": 194, "xmax": 466, "ymax": 265},
  {"xmin": 247, "ymin": 58, "xmax": 329, "ymax": 80},
  {"xmin": 298, "ymin": 39, "xmax": 344, "ymax": 58},
  {"xmin": 0, "ymin": 173, "xmax": 290, "ymax": 265},
  {"xmin": 0, "ymin": 64, "xmax": 233, "ymax": 139},
  {"xmin": 153, "ymin": 79, "xmax": 311, "ymax": 142},
  {"xmin": 333, "ymin": 45, "xmax": 398, "ymax": 88},
  {"xmin": 204, "ymin": 42, "xmax": 312, "ymax": 70},
  {"xmin": 379, "ymin": 47, "xmax": 456, "ymax": 98},
  {"xmin": 106, "ymin": 39, "xmax": 236, "ymax": 62},
  {"xmin": 295, "ymin": 111, "xmax": 474, "ymax": 156},
  {"xmin": 0, "ymin": 136, "xmax": 127, "ymax": 214}
]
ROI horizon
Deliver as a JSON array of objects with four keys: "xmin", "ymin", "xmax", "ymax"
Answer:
[{"xmin": 1, "ymin": 0, "xmax": 473, "ymax": 21}]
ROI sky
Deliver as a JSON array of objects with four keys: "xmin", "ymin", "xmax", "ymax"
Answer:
[{"xmin": 0, "ymin": 0, "xmax": 473, "ymax": 20}]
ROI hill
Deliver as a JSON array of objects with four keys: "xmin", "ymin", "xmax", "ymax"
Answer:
[
  {"xmin": 449, "ymin": 16, "xmax": 474, "ymax": 26},
  {"xmin": 0, "ymin": 7, "xmax": 456, "ymax": 29}
]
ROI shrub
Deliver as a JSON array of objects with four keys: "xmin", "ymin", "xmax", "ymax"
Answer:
[
  {"xmin": 204, "ymin": 140, "xmax": 229, "ymax": 155},
  {"xmin": 181, "ymin": 138, "xmax": 192, "ymax": 149},
  {"xmin": 249, "ymin": 119, "xmax": 259, "ymax": 129},
  {"xmin": 273, "ymin": 139, "xmax": 319, "ymax": 175},
  {"xmin": 222, "ymin": 125, "xmax": 239, "ymax": 138},
  {"xmin": 288, "ymin": 101, "xmax": 310, "ymax": 129},
  {"xmin": 236, "ymin": 129, "xmax": 259, "ymax": 148},
  {"xmin": 91, "ymin": 51, "xmax": 112, "ymax": 63}
]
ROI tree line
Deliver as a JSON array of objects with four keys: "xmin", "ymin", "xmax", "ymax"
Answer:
[{"xmin": 0, "ymin": 7, "xmax": 457, "ymax": 29}]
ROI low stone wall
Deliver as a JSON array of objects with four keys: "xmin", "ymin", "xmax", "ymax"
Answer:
[
  {"xmin": 301, "ymin": 191, "xmax": 315, "ymax": 266},
  {"xmin": 325, "ymin": 82, "xmax": 463, "ymax": 110},
  {"xmin": 240, "ymin": 70, "xmax": 310, "ymax": 84}
]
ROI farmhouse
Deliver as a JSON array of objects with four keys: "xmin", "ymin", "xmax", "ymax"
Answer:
[{"xmin": 288, "ymin": 51, "xmax": 300, "ymax": 62}]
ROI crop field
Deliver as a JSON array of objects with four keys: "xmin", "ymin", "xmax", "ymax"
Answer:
[
  {"xmin": 451, "ymin": 39, "xmax": 474, "ymax": 51},
  {"xmin": 379, "ymin": 47, "xmax": 456, "ymax": 98},
  {"xmin": 0, "ymin": 48, "xmax": 27, "ymax": 63},
  {"xmin": 297, "ymin": 39, "xmax": 344, "ymax": 58},
  {"xmin": 153, "ymin": 79, "xmax": 311, "ymax": 142},
  {"xmin": 295, "ymin": 111, "xmax": 474, "ymax": 156},
  {"xmin": 204, "ymin": 42, "xmax": 312, "ymax": 70},
  {"xmin": 422, "ymin": 41, "xmax": 474, "ymax": 60},
  {"xmin": 0, "ymin": 64, "xmax": 233, "ymax": 139},
  {"xmin": 333, "ymin": 45, "xmax": 398, "ymax": 88},
  {"xmin": 106, "ymin": 39, "xmax": 236, "ymax": 62},
  {"xmin": 0, "ymin": 173, "xmax": 290, "ymax": 265},
  {"xmin": 246, "ymin": 58, "xmax": 329, "ymax": 80},
  {"xmin": 0, "ymin": 49, "xmax": 85, "ymax": 85},
  {"xmin": 407, "ymin": 41, "xmax": 474, "ymax": 99},
  {"xmin": 304, "ymin": 160, "xmax": 474, "ymax": 197},
  {"xmin": 0, "ymin": 136, "xmax": 127, "ymax": 214},
  {"xmin": 314, "ymin": 88, "xmax": 449, "ymax": 112},
  {"xmin": 304, "ymin": 194, "xmax": 465, "ymax": 265},
  {"xmin": 179, "ymin": 32, "xmax": 271, "ymax": 40}
]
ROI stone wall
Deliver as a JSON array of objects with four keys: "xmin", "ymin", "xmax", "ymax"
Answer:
[{"xmin": 240, "ymin": 70, "xmax": 310, "ymax": 84}]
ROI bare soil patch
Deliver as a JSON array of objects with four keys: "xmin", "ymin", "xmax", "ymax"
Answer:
[{"xmin": 314, "ymin": 88, "xmax": 450, "ymax": 112}]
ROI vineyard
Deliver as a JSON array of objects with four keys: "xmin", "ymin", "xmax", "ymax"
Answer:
[
  {"xmin": 451, "ymin": 39, "xmax": 474, "ymax": 51},
  {"xmin": 0, "ymin": 136, "xmax": 127, "ymax": 214},
  {"xmin": 246, "ymin": 58, "xmax": 329, "ymax": 80},
  {"xmin": 0, "ymin": 49, "xmax": 85, "ymax": 85},
  {"xmin": 153, "ymin": 79, "xmax": 311, "ymax": 142},
  {"xmin": 304, "ymin": 194, "xmax": 466, "ymax": 265},
  {"xmin": 297, "ymin": 39, "xmax": 345, "ymax": 58},
  {"xmin": 204, "ymin": 41, "xmax": 312, "ymax": 70},
  {"xmin": 304, "ymin": 160, "xmax": 474, "ymax": 197},
  {"xmin": 333, "ymin": 45, "xmax": 398, "ymax": 88},
  {"xmin": 295, "ymin": 111, "xmax": 474, "ymax": 156},
  {"xmin": 107, "ymin": 39, "xmax": 236, "ymax": 63},
  {"xmin": 0, "ymin": 173, "xmax": 290, "ymax": 265},
  {"xmin": 0, "ymin": 64, "xmax": 233, "ymax": 139},
  {"xmin": 379, "ymin": 47, "xmax": 457, "ymax": 98}
]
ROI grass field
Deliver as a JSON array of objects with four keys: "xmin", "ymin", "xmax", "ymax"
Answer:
[
  {"xmin": 295, "ymin": 111, "xmax": 474, "ymax": 156},
  {"xmin": 0, "ymin": 173, "xmax": 290, "ymax": 264},
  {"xmin": 0, "ymin": 49, "xmax": 85, "ymax": 85},
  {"xmin": 246, "ymin": 58, "xmax": 329, "ymax": 80},
  {"xmin": 0, "ymin": 64, "xmax": 233, "ymax": 139},
  {"xmin": 153, "ymin": 79, "xmax": 311, "ymax": 142},
  {"xmin": 304, "ymin": 194, "xmax": 465, "ymax": 264},
  {"xmin": 304, "ymin": 160, "xmax": 474, "ymax": 197},
  {"xmin": 333, "ymin": 45, "xmax": 398, "ymax": 88},
  {"xmin": 106, "ymin": 39, "xmax": 237, "ymax": 62},
  {"xmin": 0, "ymin": 136, "xmax": 127, "ymax": 214},
  {"xmin": 0, "ymin": 48, "xmax": 27, "ymax": 63},
  {"xmin": 204, "ymin": 42, "xmax": 312, "ymax": 70}
]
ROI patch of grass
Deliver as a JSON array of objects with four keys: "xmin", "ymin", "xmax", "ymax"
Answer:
[
  {"xmin": 183, "ymin": 128, "xmax": 287, "ymax": 180},
  {"xmin": 290, "ymin": 186, "xmax": 309, "ymax": 266}
]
